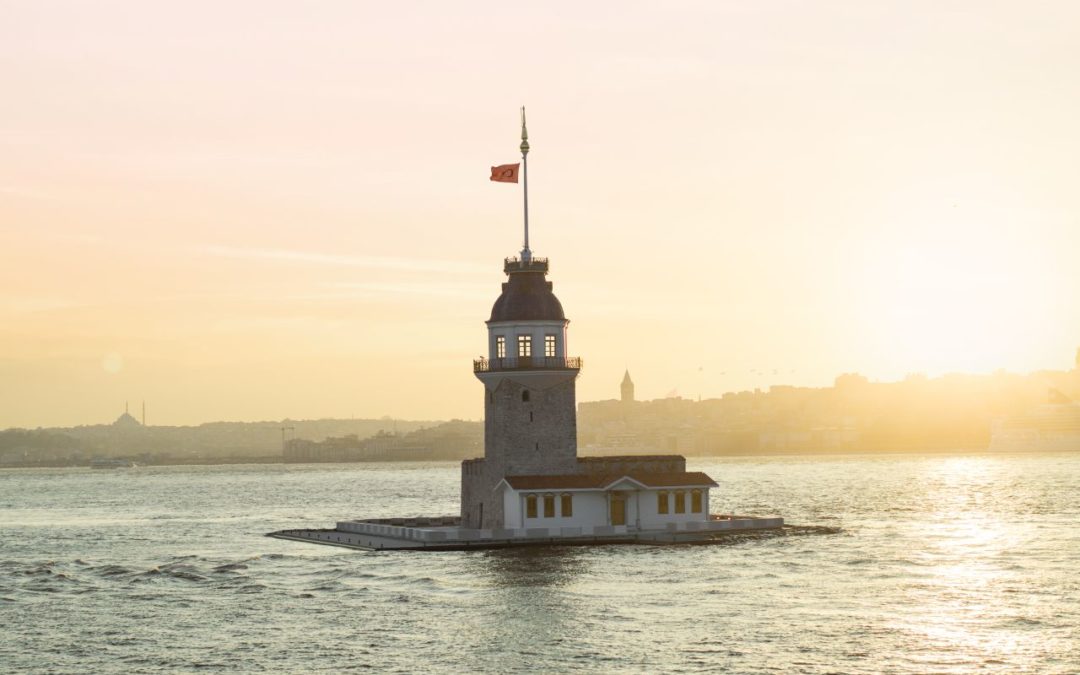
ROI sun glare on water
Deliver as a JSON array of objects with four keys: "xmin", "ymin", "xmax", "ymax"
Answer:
[{"xmin": 894, "ymin": 458, "xmax": 1032, "ymax": 668}]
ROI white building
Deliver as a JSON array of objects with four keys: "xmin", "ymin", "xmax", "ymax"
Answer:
[{"xmin": 496, "ymin": 472, "xmax": 717, "ymax": 530}]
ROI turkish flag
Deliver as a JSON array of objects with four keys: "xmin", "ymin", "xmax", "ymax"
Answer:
[{"xmin": 490, "ymin": 163, "xmax": 520, "ymax": 183}]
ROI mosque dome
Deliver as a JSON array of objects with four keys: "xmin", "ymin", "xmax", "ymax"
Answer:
[
  {"xmin": 113, "ymin": 412, "xmax": 141, "ymax": 428},
  {"xmin": 112, "ymin": 403, "xmax": 142, "ymax": 428}
]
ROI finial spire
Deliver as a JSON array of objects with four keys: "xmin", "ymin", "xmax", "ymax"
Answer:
[
  {"xmin": 520, "ymin": 107, "xmax": 529, "ymax": 155},
  {"xmin": 520, "ymin": 106, "xmax": 531, "ymax": 262}
]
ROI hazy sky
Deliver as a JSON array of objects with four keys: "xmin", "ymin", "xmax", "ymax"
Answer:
[{"xmin": 3, "ymin": 2, "xmax": 1079, "ymax": 427}]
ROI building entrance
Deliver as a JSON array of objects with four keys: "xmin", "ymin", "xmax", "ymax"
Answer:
[{"xmin": 610, "ymin": 494, "xmax": 626, "ymax": 526}]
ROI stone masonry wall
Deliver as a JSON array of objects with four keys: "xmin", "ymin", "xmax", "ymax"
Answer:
[
  {"xmin": 461, "ymin": 371, "xmax": 580, "ymax": 529},
  {"xmin": 460, "ymin": 458, "xmax": 502, "ymax": 529},
  {"xmin": 484, "ymin": 374, "xmax": 579, "ymax": 478}
]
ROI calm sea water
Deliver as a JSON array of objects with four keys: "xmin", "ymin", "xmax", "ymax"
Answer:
[{"xmin": 1, "ymin": 454, "xmax": 1077, "ymax": 674}]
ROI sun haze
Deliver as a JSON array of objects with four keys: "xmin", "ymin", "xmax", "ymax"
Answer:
[{"xmin": 2, "ymin": 2, "xmax": 1079, "ymax": 427}]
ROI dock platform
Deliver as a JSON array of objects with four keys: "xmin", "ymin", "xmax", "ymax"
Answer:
[{"xmin": 267, "ymin": 515, "xmax": 785, "ymax": 551}]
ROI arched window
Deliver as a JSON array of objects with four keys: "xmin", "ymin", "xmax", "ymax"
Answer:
[
  {"xmin": 543, "ymin": 494, "xmax": 555, "ymax": 518},
  {"xmin": 657, "ymin": 490, "xmax": 669, "ymax": 515},
  {"xmin": 674, "ymin": 490, "xmax": 686, "ymax": 514},
  {"xmin": 522, "ymin": 390, "xmax": 530, "ymax": 402},
  {"xmin": 691, "ymin": 489, "xmax": 703, "ymax": 513},
  {"xmin": 525, "ymin": 494, "xmax": 537, "ymax": 519},
  {"xmin": 561, "ymin": 493, "xmax": 573, "ymax": 518}
]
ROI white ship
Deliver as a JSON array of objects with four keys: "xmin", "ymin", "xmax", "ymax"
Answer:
[{"xmin": 989, "ymin": 400, "xmax": 1080, "ymax": 452}]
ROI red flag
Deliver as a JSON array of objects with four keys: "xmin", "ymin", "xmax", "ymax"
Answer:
[{"xmin": 490, "ymin": 163, "xmax": 520, "ymax": 183}]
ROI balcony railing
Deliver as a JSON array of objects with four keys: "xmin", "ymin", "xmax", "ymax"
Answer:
[
  {"xmin": 504, "ymin": 257, "xmax": 549, "ymax": 274},
  {"xmin": 474, "ymin": 356, "xmax": 582, "ymax": 373}
]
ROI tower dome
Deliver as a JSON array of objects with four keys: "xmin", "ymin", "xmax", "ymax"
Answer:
[{"xmin": 488, "ymin": 258, "xmax": 565, "ymax": 323}]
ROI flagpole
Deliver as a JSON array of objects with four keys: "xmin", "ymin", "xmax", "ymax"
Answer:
[{"xmin": 520, "ymin": 106, "xmax": 531, "ymax": 262}]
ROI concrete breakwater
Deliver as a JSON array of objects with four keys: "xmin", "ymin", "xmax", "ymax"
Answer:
[{"xmin": 267, "ymin": 514, "xmax": 785, "ymax": 551}]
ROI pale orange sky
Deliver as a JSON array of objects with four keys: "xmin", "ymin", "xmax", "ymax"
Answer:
[{"xmin": 3, "ymin": 2, "xmax": 1079, "ymax": 428}]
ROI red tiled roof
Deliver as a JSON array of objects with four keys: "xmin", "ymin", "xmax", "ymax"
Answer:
[
  {"xmin": 625, "ymin": 472, "xmax": 717, "ymax": 488},
  {"xmin": 500, "ymin": 471, "xmax": 716, "ymax": 491},
  {"xmin": 501, "ymin": 474, "xmax": 611, "ymax": 490}
]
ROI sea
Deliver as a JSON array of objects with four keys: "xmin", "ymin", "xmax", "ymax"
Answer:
[{"xmin": 1, "ymin": 453, "xmax": 1077, "ymax": 674}]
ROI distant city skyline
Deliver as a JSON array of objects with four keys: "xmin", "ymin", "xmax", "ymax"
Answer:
[
  {"xmin": 4, "ymin": 3, "xmax": 1080, "ymax": 427},
  {"xmin": 11, "ymin": 353, "xmax": 1080, "ymax": 432}
]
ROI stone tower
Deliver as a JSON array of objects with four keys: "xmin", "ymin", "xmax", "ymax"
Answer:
[
  {"xmin": 460, "ymin": 256, "xmax": 582, "ymax": 528},
  {"xmin": 621, "ymin": 369, "xmax": 635, "ymax": 403}
]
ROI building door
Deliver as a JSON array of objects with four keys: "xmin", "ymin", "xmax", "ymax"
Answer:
[{"xmin": 610, "ymin": 495, "xmax": 626, "ymax": 526}]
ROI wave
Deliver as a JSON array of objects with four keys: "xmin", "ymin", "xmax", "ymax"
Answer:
[
  {"xmin": 95, "ymin": 564, "xmax": 133, "ymax": 577},
  {"xmin": 132, "ymin": 564, "xmax": 208, "ymax": 583}
]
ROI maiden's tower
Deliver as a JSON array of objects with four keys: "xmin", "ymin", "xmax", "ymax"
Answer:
[{"xmin": 269, "ymin": 111, "xmax": 782, "ymax": 550}]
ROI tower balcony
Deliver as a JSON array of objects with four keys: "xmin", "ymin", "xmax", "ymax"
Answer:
[
  {"xmin": 473, "ymin": 356, "xmax": 582, "ymax": 373},
  {"xmin": 503, "ymin": 257, "xmax": 549, "ymax": 274}
]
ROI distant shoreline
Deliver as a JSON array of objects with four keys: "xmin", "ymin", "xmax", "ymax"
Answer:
[{"xmin": 3, "ymin": 445, "xmax": 1071, "ymax": 470}]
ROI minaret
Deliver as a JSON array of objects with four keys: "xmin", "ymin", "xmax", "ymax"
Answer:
[
  {"xmin": 621, "ymin": 370, "xmax": 635, "ymax": 403},
  {"xmin": 460, "ymin": 110, "xmax": 582, "ymax": 529}
]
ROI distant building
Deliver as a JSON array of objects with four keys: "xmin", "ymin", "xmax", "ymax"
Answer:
[
  {"xmin": 621, "ymin": 370, "xmax": 635, "ymax": 403},
  {"xmin": 112, "ymin": 402, "xmax": 142, "ymax": 429}
]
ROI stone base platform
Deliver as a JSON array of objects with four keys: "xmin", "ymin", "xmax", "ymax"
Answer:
[{"xmin": 267, "ymin": 515, "xmax": 785, "ymax": 551}]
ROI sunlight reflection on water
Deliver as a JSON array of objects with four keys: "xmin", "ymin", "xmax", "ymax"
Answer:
[{"xmin": 883, "ymin": 456, "xmax": 1072, "ymax": 673}]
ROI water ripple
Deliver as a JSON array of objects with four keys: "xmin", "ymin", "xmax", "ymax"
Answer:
[{"xmin": 1, "ymin": 455, "xmax": 1077, "ymax": 673}]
